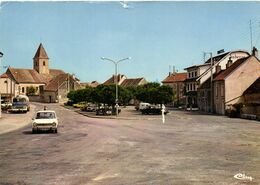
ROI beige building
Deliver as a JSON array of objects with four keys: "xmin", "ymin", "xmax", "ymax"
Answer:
[
  {"xmin": 162, "ymin": 72, "xmax": 187, "ymax": 106},
  {"xmin": 192, "ymin": 50, "xmax": 250, "ymax": 112},
  {"xmin": 213, "ymin": 55, "xmax": 260, "ymax": 115}
]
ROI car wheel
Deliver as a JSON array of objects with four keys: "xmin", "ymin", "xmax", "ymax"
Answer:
[
  {"xmin": 32, "ymin": 129, "xmax": 36, "ymax": 134},
  {"xmin": 54, "ymin": 129, "xmax": 58, "ymax": 133}
]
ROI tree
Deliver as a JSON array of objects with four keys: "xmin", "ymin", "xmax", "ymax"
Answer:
[
  {"xmin": 26, "ymin": 86, "xmax": 37, "ymax": 96},
  {"xmin": 135, "ymin": 83, "xmax": 174, "ymax": 105}
]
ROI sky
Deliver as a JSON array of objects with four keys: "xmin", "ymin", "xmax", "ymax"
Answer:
[{"xmin": 0, "ymin": 1, "xmax": 260, "ymax": 83}]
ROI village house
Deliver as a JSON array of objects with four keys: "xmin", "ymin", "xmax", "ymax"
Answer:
[
  {"xmin": 184, "ymin": 63, "xmax": 211, "ymax": 108},
  {"xmin": 162, "ymin": 71, "xmax": 187, "ymax": 106},
  {"xmin": 241, "ymin": 77, "xmax": 260, "ymax": 119},
  {"xmin": 185, "ymin": 49, "xmax": 250, "ymax": 110},
  {"xmin": 1, "ymin": 43, "xmax": 80, "ymax": 103},
  {"xmin": 103, "ymin": 74, "xmax": 148, "ymax": 87},
  {"xmin": 213, "ymin": 54, "xmax": 260, "ymax": 115}
]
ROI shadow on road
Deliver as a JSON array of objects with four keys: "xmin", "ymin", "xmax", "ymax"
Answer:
[{"xmin": 22, "ymin": 130, "xmax": 58, "ymax": 135}]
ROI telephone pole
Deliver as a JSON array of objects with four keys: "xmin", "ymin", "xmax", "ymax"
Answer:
[{"xmin": 250, "ymin": 20, "xmax": 253, "ymax": 51}]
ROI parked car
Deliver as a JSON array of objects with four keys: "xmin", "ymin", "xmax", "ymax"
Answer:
[
  {"xmin": 139, "ymin": 102, "xmax": 151, "ymax": 110},
  {"xmin": 81, "ymin": 103, "xmax": 96, "ymax": 112},
  {"xmin": 64, "ymin": 100, "xmax": 75, "ymax": 106},
  {"xmin": 32, "ymin": 110, "xmax": 58, "ymax": 133},
  {"xmin": 9, "ymin": 102, "xmax": 30, "ymax": 113},
  {"xmin": 140, "ymin": 106, "xmax": 169, "ymax": 115},
  {"xmin": 73, "ymin": 102, "xmax": 86, "ymax": 108},
  {"xmin": 96, "ymin": 106, "xmax": 121, "ymax": 116},
  {"xmin": 1, "ymin": 101, "xmax": 12, "ymax": 111}
]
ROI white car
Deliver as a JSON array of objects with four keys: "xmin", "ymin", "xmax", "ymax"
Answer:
[{"xmin": 32, "ymin": 110, "xmax": 58, "ymax": 133}]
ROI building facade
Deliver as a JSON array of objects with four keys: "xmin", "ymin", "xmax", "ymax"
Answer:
[
  {"xmin": 213, "ymin": 55, "xmax": 260, "ymax": 114},
  {"xmin": 162, "ymin": 72, "xmax": 187, "ymax": 106}
]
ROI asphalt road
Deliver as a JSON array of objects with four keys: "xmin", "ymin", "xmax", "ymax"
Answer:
[{"xmin": 0, "ymin": 103, "xmax": 259, "ymax": 185}]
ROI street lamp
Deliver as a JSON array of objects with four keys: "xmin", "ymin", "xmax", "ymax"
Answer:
[
  {"xmin": 0, "ymin": 51, "xmax": 4, "ymax": 118},
  {"xmin": 101, "ymin": 57, "xmax": 131, "ymax": 116}
]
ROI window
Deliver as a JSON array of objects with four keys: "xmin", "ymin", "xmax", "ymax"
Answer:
[
  {"xmin": 195, "ymin": 71, "xmax": 197, "ymax": 77},
  {"xmin": 215, "ymin": 84, "xmax": 218, "ymax": 97},
  {"xmin": 43, "ymin": 61, "xmax": 46, "ymax": 66},
  {"xmin": 221, "ymin": 84, "xmax": 224, "ymax": 96},
  {"xmin": 22, "ymin": 87, "xmax": 25, "ymax": 93},
  {"xmin": 191, "ymin": 72, "xmax": 194, "ymax": 78}
]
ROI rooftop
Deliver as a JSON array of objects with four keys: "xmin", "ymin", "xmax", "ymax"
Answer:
[{"xmin": 162, "ymin": 72, "xmax": 187, "ymax": 83}]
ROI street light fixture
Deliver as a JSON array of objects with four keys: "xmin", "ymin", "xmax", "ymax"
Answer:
[
  {"xmin": 101, "ymin": 57, "xmax": 131, "ymax": 116},
  {"xmin": 0, "ymin": 51, "xmax": 4, "ymax": 118}
]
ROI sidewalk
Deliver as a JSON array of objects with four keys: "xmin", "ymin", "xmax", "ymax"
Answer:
[
  {"xmin": 0, "ymin": 104, "xmax": 36, "ymax": 135},
  {"xmin": 64, "ymin": 105, "xmax": 163, "ymax": 120}
]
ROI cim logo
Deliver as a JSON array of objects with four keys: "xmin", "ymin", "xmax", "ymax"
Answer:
[{"xmin": 234, "ymin": 173, "xmax": 253, "ymax": 181}]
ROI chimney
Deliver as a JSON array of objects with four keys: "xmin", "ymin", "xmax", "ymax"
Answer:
[
  {"xmin": 215, "ymin": 64, "xmax": 221, "ymax": 74},
  {"xmin": 252, "ymin": 47, "xmax": 258, "ymax": 58},
  {"xmin": 226, "ymin": 57, "xmax": 233, "ymax": 68},
  {"xmin": 173, "ymin": 66, "xmax": 176, "ymax": 75}
]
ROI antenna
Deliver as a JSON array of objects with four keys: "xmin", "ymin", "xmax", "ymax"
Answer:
[{"xmin": 250, "ymin": 20, "xmax": 253, "ymax": 51}]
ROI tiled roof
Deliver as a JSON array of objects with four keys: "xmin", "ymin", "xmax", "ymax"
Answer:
[
  {"xmin": 6, "ymin": 68, "xmax": 65, "ymax": 84},
  {"xmin": 120, "ymin": 78, "xmax": 146, "ymax": 87},
  {"xmin": 49, "ymin": 69, "xmax": 65, "ymax": 77},
  {"xmin": 33, "ymin": 43, "xmax": 49, "ymax": 59},
  {"xmin": 81, "ymin": 81, "xmax": 99, "ymax": 88},
  {"xmin": 243, "ymin": 77, "xmax": 260, "ymax": 95},
  {"xmin": 162, "ymin": 73, "xmax": 187, "ymax": 83},
  {"xmin": 0, "ymin": 73, "xmax": 8, "ymax": 78},
  {"xmin": 7, "ymin": 68, "xmax": 48, "ymax": 84},
  {"xmin": 214, "ymin": 56, "xmax": 249, "ymax": 81},
  {"xmin": 103, "ymin": 74, "xmax": 126, "ymax": 85},
  {"xmin": 44, "ymin": 73, "xmax": 78, "ymax": 91}
]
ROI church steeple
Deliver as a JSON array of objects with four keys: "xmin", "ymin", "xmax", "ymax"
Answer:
[{"xmin": 33, "ymin": 43, "xmax": 50, "ymax": 74}]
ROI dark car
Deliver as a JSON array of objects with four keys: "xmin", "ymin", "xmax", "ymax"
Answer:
[
  {"xmin": 140, "ymin": 106, "xmax": 169, "ymax": 115},
  {"xmin": 64, "ymin": 100, "xmax": 75, "ymax": 106}
]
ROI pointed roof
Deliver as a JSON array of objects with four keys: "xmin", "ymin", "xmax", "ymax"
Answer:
[
  {"xmin": 214, "ymin": 56, "xmax": 250, "ymax": 81},
  {"xmin": 33, "ymin": 43, "xmax": 49, "ymax": 59},
  {"xmin": 6, "ymin": 67, "xmax": 48, "ymax": 84},
  {"xmin": 162, "ymin": 72, "xmax": 187, "ymax": 83},
  {"xmin": 120, "ymin": 78, "xmax": 147, "ymax": 87}
]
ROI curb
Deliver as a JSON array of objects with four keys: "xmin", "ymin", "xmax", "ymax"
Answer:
[{"xmin": 62, "ymin": 105, "xmax": 162, "ymax": 121}]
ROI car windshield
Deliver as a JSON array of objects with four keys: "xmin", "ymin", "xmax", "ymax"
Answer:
[{"xmin": 36, "ymin": 112, "xmax": 56, "ymax": 119}]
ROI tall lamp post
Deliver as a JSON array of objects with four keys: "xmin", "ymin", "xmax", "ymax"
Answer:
[
  {"xmin": 101, "ymin": 57, "xmax": 131, "ymax": 116},
  {"xmin": 0, "ymin": 51, "xmax": 4, "ymax": 118}
]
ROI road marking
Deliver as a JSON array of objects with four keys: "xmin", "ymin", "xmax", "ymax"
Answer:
[{"xmin": 92, "ymin": 173, "xmax": 119, "ymax": 181}]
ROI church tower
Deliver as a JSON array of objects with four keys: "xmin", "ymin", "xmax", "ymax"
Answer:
[{"xmin": 33, "ymin": 43, "xmax": 50, "ymax": 74}]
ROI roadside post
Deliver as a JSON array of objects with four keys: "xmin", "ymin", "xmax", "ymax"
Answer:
[
  {"xmin": 0, "ymin": 51, "xmax": 4, "ymax": 118},
  {"xmin": 162, "ymin": 104, "xmax": 165, "ymax": 123}
]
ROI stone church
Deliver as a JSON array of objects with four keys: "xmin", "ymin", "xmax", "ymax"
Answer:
[{"xmin": 1, "ymin": 43, "xmax": 81, "ymax": 103}]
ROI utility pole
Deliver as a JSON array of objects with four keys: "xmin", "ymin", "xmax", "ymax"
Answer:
[
  {"xmin": 250, "ymin": 20, "xmax": 253, "ymax": 51},
  {"xmin": 204, "ymin": 52, "xmax": 213, "ymax": 113}
]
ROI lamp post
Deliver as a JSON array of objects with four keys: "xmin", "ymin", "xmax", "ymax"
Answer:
[
  {"xmin": 0, "ymin": 51, "xmax": 4, "ymax": 118},
  {"xmin": 101, "ymin": 57, "xmax": 131, "ymax": 116}
]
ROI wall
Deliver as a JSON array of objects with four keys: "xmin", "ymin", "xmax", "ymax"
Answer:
[{"xmin": 225, "ymin": 57, "xmax": 260, "ymax": 107}]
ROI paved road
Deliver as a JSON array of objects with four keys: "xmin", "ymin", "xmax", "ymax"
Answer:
[{"xmin": 0, "ymin": 103, "xmax": 259, "ymax": 185}]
